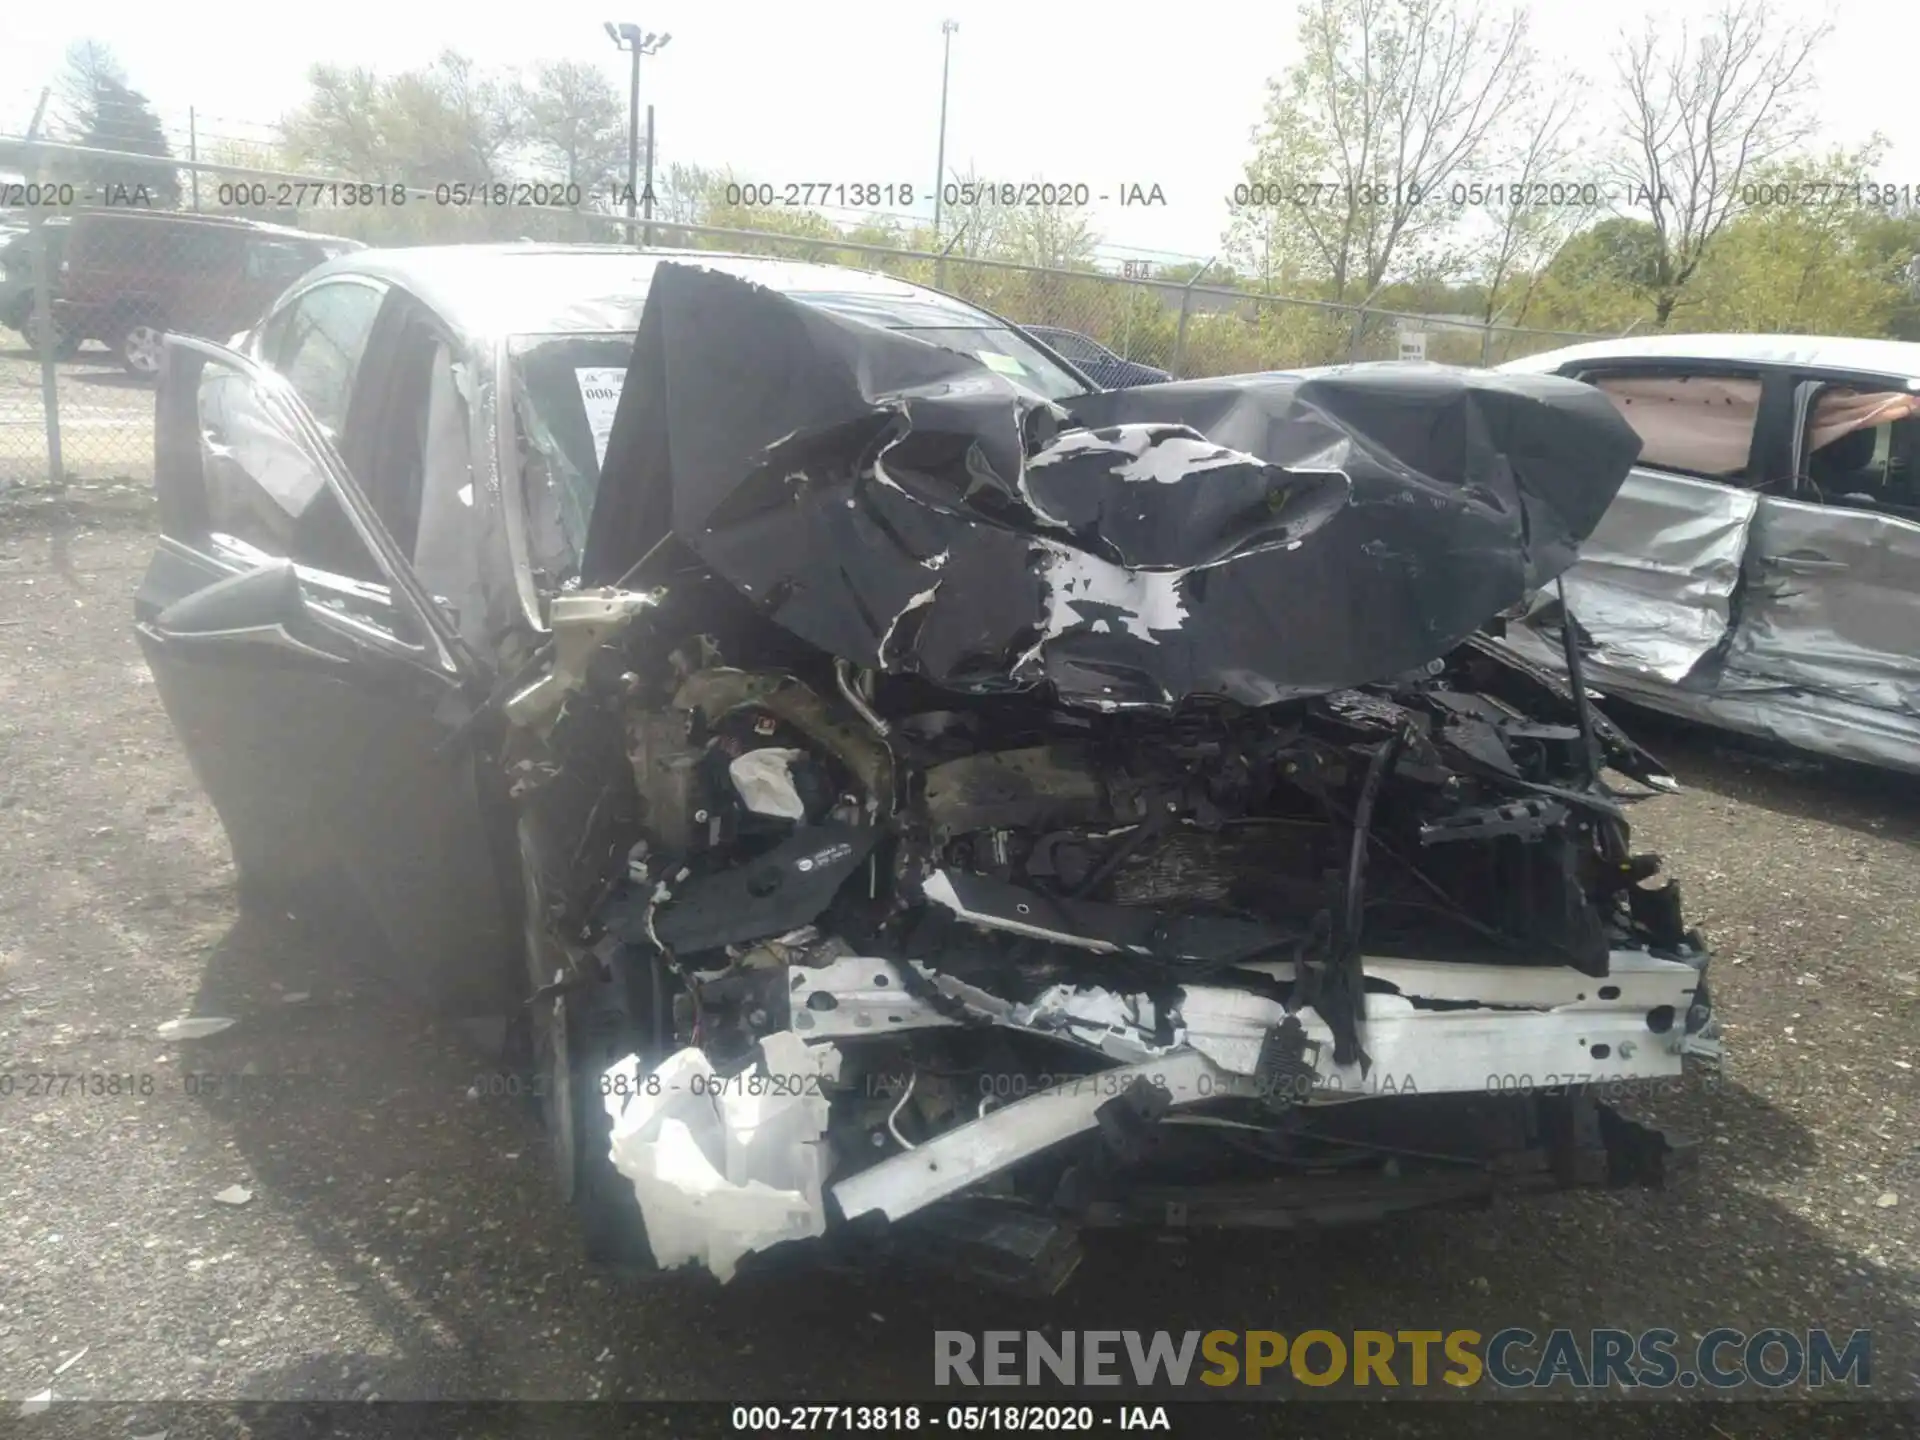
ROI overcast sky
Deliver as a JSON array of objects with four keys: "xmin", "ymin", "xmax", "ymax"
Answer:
[{"xmin": 0, "ymin": 0, "xmax": 1896, "ymax": 263}]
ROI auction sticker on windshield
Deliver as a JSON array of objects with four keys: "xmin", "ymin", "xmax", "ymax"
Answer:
[{"xmin": 575, "ymin": 367, "xmax": 626, "ymax": 468}]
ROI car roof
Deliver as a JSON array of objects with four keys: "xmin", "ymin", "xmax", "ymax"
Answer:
[
  {"xmin": 1503, "ymin": 332, "xmax": 1920, "ymax": 380},
  {"xmin": 68, "ymin": 208, "xmax": 360, "ymax": 248},
  {"xmin": 296, "ymin": 243, "xmax": 1020, "ymax": 342}
]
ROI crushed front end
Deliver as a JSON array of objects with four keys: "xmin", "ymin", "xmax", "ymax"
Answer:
[{"xmin": 502, "ymin": 264, "xmax": 1717, "ymax": 1291}]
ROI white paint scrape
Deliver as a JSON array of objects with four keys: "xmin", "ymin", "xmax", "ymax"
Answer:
[
  {"xmin": 603, "ymin": 1033, "xmax": 841, "ymax": 1281},
  {"xmin": 1038, "ymin": 544, "xmax": 1189, "ymax": 644}
]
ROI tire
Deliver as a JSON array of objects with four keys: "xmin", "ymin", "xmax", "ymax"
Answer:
[
  {"xmin": 518, "ymin": 820, "xmax": 658, "ymax": 1269},
  {"xmin": 118, "ymin": 320, "xmax": 166, "ymax": 376},
  {"xmin": 20, "ymin": 305, "xmax": 80, "ymax": 360}
]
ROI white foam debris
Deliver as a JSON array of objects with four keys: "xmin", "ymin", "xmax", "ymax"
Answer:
[
  {"xmin": 603, "ymin": 1034, "xmax": 842, "ymax": 1282},
  {"xmin": 728, "ymin": 748, "xmax": 808, "ymax": 821}
]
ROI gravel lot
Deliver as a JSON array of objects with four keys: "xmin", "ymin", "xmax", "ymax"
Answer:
[
  {"xmin": 0, "ymin": 345, "xmax": 156, "ymax": 487},
  {"xmin": 1, "ymin": 503, "xmax": 1917, "ymax": 1431}
]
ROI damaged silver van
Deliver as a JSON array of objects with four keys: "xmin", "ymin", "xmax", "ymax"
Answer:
[
  {"xmin": 135, "ymin": 246, "xmax": 1716, "ymax": 1292},
  {"xmin": 1500, "ymin": 334, "xmax": 1920, "ymax": 773}
]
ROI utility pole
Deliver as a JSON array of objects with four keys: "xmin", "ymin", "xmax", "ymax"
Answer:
[
  {"xmin": 932, "ymin": 19, "xmax": 958, "ymax": 284},
  {"xmin": 643, "ymin": 103, "xmax": 656, "ymax": 247},
  {"xmin": 604, "ymin": 22, "xmax": 671, "ymax": 238}
]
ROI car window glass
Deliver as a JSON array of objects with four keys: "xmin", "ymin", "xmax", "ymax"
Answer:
[
  {"xmin": 1588, "ymin": 372, "xmax": 1762, "ymax": 481},
  {"xmin": 353, "ymin": 314, "xmax": 443, "ymax": 559},
  {"xmin": 411, "ymin": 341, "xmax": 488, "ymax": 646},
  {"xmin": 509, "ymin": 333, "xmax": 632, "ymax": 584},
  {"xmin": 1043, "ymin": 331, "xmax": 1099, "ymax": 363},
  {"xmin": 265, "ymin": 282, "xmax": 385, "ymax": 435},
  {"xmin": 245, "ymin": 239, "xmax": 320, "ymax": 286},
  {"xmin": 1801, "ymin": 385, "xmax": 1920, "ymax": 517},
  {"xmin": 195, "ymin": 360, "xmax": 384, "ymax": 584}
]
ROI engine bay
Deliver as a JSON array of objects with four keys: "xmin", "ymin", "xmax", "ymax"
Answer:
[{"xmin": 499, "ymin": 567, "xmax": 1714, "ymax": 1287}]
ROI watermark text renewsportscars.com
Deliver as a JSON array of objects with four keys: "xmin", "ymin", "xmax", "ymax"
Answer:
[{"xmin": 934, "ymin": 1328, "xmax": 1872, "ymax": 1391}]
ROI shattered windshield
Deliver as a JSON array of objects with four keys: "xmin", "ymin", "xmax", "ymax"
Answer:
[
  {"xmin": 509, "ymin": 333, "xmax": 631, "ymax": 586},
  {"xmin": 510, "ymin": 310, "xmax": 1089, "ymax": 584}
]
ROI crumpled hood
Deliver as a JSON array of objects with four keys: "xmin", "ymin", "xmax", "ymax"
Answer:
[{"xmin": 580, "ymin": 262, "xmax": 1642, "ymax": 710}]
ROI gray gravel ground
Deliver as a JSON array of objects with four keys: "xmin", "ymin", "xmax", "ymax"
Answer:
[
  {"xmin": 1, "ymin": 508, "xmax": 1917, "ymax": 1434},
  {"xmin": 0, "ymin": 344, "xmax": 156, "ymax": 486}
]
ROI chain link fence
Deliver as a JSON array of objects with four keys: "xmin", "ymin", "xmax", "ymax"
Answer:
[{"xmin": 1, "ymin": 141, "xmax": 1603, "ymax": 488}]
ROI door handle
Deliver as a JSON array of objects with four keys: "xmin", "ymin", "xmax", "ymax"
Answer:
[{"xmin": 1768, "ymin": 555, "xmax": 1848, "ymax": 574}]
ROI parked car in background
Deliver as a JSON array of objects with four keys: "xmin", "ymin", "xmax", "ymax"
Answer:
[
  {"xmin": 134, "ymin": 246, "xmax": 1711, "ymax": 1289},
  {"xmin": 1500, "ymin": 334, "xmax": 1920, "ymax": 773},
  {"xmin": 52, "ymin": 210, "xmax": 361, "ymax": 375},
  {"xmin": 1024, "ymin": 324, "xmax": 1171, "ymax": 388},
  {"xmin": 0, "ymin": 216, "xmax": 75, "ymax": 354}
]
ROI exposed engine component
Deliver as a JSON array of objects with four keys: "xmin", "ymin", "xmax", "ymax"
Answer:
[{"xmin": 517, "ymin": 261, "xmax": 1714, "ymax": 1291}]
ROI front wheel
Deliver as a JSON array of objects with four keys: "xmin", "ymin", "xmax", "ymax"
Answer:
[{"xmin": 518, "ymin": 820, "xmax": 658, "ymax": 1268}]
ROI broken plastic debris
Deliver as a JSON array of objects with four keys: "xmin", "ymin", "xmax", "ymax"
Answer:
[
  {"xmin": 281, "ymin": 991, "xmax": 311, "ymax": 1004},
  {"xmin": 156, "ymin": 1017, "xmax": 235, "ymax": 1040},
  {"xmin": 18, "ymin": 1390, "xmax": 52, "ymax": 1416},
  {"xmin": 51, "ymin": 1347, "xmax": 87, "ymax": 1376},
  {"xmin": 603, "ymin": 1032, "xmax": 841, "ymax": 1282},
  {"xmin": 213, "ymin": 1185, "xmax": 254, "ymax": 1206},
  {"xmin": 728, "ymin": 748, "xmax": 807, "ymax": 821}
]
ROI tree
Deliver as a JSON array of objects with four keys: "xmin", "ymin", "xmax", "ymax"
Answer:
[
  {"xmin": 281, "ymin": 52, "xmax": 534, "ymax": 241},
  {"xmin": 1472, "ymin": 80, "xmax": 1596, "ymax": 328},
  {"xmin": 1226, "ymin": 0, "xmax": 1533, "ymax": 304},
  {"xmin": 649, "ymin": 161, "xmax": 723, "ymax": 230},
  {"xmin": 1609, "ymin": 0, "xmax": 1830, "ymax": 326},
  {"xmin": 1684, "ymin": 148, "xmax": 1906, "ymax": 335},
  {"xmin": 999, "ymin": 203, "xmax": 1099, "ymax": 271},
  {"xmin": 282, "ymin": 51, "xmax": 524, "ymax": 190},
  {"xmin": 60, "ymin": 41, "xmax": 181, "ymax": 206},
  {"xmin": 59, "ymin": 40, "xmax": 123, "ymax": 129},
  {"xmin": 522, "ymin": 60, "xmax": 625, "ymax": 196},
  {"xmin": 936, "ymin": 168, "xmax": 1019, "ymax": 261},
  {"xmin": 1524, "ymin": 216, "xmax": 1664, "ymax": 332}
]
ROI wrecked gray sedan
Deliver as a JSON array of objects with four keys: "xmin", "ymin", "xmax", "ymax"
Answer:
[
  {"xmin": 1501, "ymin": 334, "xmax": 1920, "ymax": 773},
  {"xmin": 135, "ymin": 247, "xmax": 1714, "ymax": 1292}
]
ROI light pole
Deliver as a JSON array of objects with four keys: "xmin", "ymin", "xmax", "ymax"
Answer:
[
  {"xmin": 932, "ymin": 20, "xmax": 957, "ymax": 249},
  {"xmin": 604, "ymin": 21, "xmax": 670, "ymax": 237}
]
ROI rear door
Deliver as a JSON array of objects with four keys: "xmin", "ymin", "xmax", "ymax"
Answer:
[
  {"xmin": 1546, "ymin": 363, "xmax": 1780, "ymax": 686},
  {"xmin": 137, "ymin": 333, "xmax": 519, "ymax": 1014},
  {"xmin": 1725, "ymin": 370, "xmax": 1920, "ymax": 722}
]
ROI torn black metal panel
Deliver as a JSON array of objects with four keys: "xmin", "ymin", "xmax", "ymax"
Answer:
[
  {"xmin": 1018, "ymin": 425, "xmax": 1350, "ymax": 570},
  {"xmin": 581, "ymin": 263, "xmax": 1644, "ymax": 711},
  {"xmin": 1062, "ymin": 365, "xmax": 1640, "ymax": 592},
  {"xmin": 1460, "ymin": 633, "xmax": 1675, "ymax": 788},
  {"xmin": 606, "ymin": 821, "xmax": 879, "ymax": 954}
]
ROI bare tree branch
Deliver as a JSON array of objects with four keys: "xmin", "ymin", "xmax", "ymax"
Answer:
[
  {"xmin": 1609, "ymin": 0, "xmax": 1830, "ymax": 324},
  {"xmin": 1227, "ymin": 0, "xmax": 1533, "ymax": 303}
]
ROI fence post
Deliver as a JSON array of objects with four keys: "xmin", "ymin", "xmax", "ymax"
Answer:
[
  {"xmin": 22, "ymin": 127, "xmax": 64, "ymax": 488},
  {"xmin": 1170, "ymin": 256, "xmax": 1216, "ymax": 380},
  {"xmin": 1479, "ymin": 323, "xmax": 1493, "ymax": 368}
]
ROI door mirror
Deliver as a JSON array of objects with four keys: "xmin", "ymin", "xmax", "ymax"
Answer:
[
  {"xmin": 155, "ymin": 559, "xmax": 306, "ymax": 635},
  {"xmin": 150, "ymin": 559, "xmax": 354, "ymax": 666}
]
